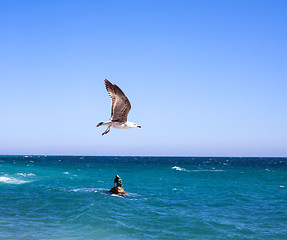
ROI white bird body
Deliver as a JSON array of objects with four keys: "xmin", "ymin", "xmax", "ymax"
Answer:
[
  {"xmin": 97, "ymin": 79, "xmax": 141, "ymax": 135},
  {"xmin": 99, "ymin": 121, "xmax": 139, "ymax": 129}
]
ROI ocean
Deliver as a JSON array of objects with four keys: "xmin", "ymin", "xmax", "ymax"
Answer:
[{"xmin": 0, "ymin": 156, "xmax": 286, "ymax": 240}]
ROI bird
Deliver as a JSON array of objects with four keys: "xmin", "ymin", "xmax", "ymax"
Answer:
[{"xmin": 97, "ymin": 79, "xmax": 141, "ymax": 135}]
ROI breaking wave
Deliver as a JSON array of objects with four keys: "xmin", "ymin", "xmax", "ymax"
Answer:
[
  {"xmin": 172, "ymin": 166, "xmax": 224, "ymax": 172},
  {"xmin": 16, "ymin": 173, "xmax": 36, "ymax": 177},
  {"xmin": 0, "ymin": 176, "xmax": 31, "ymax": 184},
  {"xmin": 172, "ymin": 166, "xmax": 189, "ymax": 172}
]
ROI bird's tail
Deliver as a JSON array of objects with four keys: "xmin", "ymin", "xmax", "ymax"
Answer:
[{"xmin": 97, "ymin": 122, "xmax": 104, "ymax": 127}]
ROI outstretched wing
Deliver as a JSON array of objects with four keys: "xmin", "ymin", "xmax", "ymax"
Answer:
[{"xmin": 104, "ymin": 79, "xmax": 131, "ymax": 122}]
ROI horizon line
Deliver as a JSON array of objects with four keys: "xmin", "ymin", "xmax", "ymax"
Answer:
[{"xmin": 1, "ymin": 154, "xmax": 286, "ymax": 158}]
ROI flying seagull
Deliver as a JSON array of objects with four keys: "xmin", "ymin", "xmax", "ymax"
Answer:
[{"xmin": 97, "ymin": 79, "xmax": 141, "ymax": 135}]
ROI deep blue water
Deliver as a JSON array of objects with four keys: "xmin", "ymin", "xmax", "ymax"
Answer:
[{"xmin": 0, "ymin": 156, "xmax": 287, "ymax": 240}]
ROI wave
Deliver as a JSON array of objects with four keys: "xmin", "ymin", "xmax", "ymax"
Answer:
[
  {"xmin": 70, "ymin": 187, "xmax": 139, "ymax": 199},
  {"xmin": 16, "ymin": 173, "xmax": 36, "ymax": 177},
  {"xmin": 172, "ymin": 166, "xmax": 224, "ymax": 172},
  {"xmin": 172, "ymin": 166, "xmax": 189, "ymax": 172},
  {"xmin": 71, "ymin": 188, "xmax": 108, "ymax": 193},
  {"xmin": 0, "ymin": 176, "xmax": 31, "ymax": 184}
]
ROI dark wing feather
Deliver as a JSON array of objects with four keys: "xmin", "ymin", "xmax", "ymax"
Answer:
[
  {"xmin": 104, "ymin": 79, "xmax": 116, "ymax": 119},
  {"xmin": 104, "ymin": 79, "xmax": 131, "ymax": 122}
]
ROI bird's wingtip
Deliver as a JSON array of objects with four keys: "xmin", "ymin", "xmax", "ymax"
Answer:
[{"xmin": 104, "ymin": 79, "xmax": 112, "ymax": 85}]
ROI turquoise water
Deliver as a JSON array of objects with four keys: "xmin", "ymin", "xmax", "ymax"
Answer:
[{"xmin": 0, "ymin": 156, "xmax": 287, "ymax": 240}]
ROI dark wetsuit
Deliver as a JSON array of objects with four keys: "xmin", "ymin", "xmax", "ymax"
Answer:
[{"xmin": 114, "ymin": 176, "xmax": 123, "ymax": 187}]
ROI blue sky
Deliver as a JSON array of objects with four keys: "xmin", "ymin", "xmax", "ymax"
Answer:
[{"xmin": 0, "ymin": 0, "xmax": 286, "ymax": 157}]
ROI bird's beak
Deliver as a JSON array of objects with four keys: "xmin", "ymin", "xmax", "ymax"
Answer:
[{"xmin": 137, "ymin": 126, "xmax": 142, "ymax": 128}]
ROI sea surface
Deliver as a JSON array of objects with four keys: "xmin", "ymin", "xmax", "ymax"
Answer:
[{"xmin": 0, "ymin": 156, "xmax": 286, "ymax": 240}]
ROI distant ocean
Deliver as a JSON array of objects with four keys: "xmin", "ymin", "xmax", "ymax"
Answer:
[{"xmin": 0, "ymin": 156, "xmax": 286, "ymax": 240}]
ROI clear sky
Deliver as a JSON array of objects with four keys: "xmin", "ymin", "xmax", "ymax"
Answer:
[{"xmin": 0, "ymin": 0, "xmax": 286, "ymax": 157}]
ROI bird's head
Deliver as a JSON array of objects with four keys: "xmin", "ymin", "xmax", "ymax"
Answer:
[
  {"xmin": 133, "ymin": 123, "xmax": 141, "ymax": 128},
  {"xmin": 127, "ymin": 122, "xmax": 141, "ymax": 128}
]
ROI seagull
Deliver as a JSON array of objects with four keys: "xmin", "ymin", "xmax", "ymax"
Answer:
[{"xmin": 97, "ymin": 79, "xmax": 141, "ymax": 135}]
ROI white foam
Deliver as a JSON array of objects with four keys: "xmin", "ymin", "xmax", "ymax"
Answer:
[
  {"xmin": 172, "ymin": 166, "xmax": 224, "ymax": 172},
  {"xmin": 111, "ymin": 194, "xmax": 123, "ymax": 198},
  {"xmin": 16, "ymin": 173, "xmax": 36, "ymax": 177},
  {"xmin": 172, "ymin": 166, "xmax": 188, "ymax": 172},
  {"xmin": 71, "ymin": 188, "xmax": 106, "ymax": 193},
  {"xmin": 0, "ymin": 176, "xmax": 30, "ymax": 184},
  {"xmin": 63, "ymin": 172, "xmax": 69, "ymax": 175}
]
